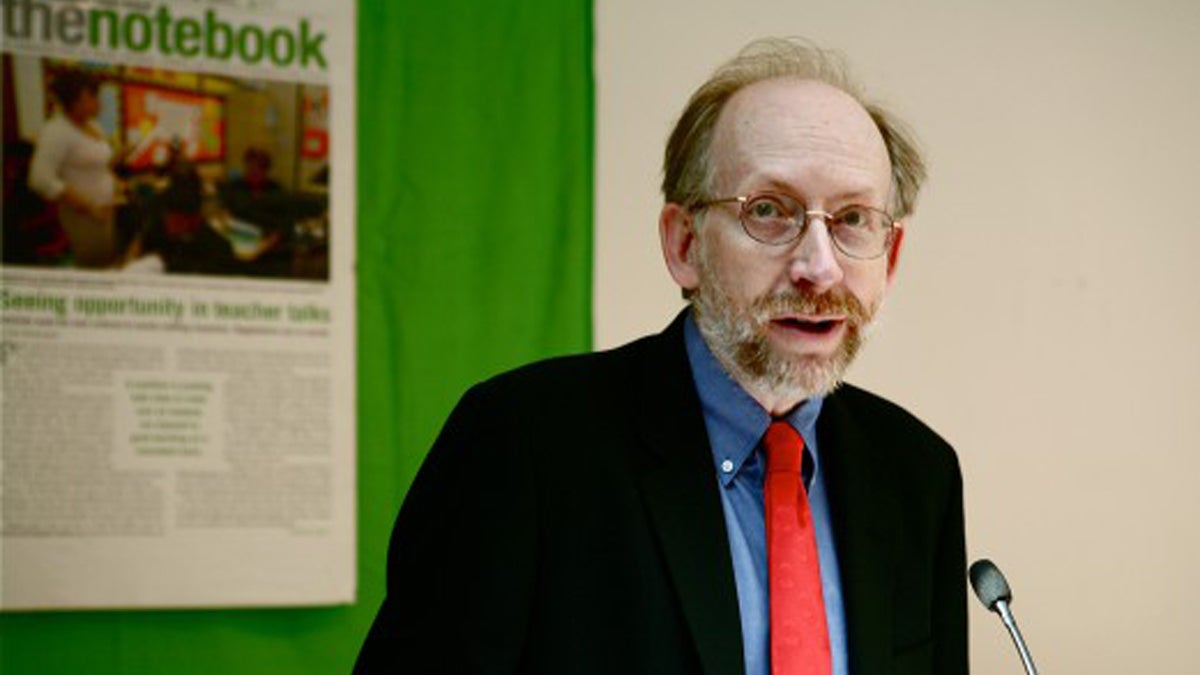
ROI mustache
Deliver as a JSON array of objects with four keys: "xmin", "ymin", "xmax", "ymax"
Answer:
[{"xmin": 750, "ymin": 287, "xmax": 869, "ymax": 324}]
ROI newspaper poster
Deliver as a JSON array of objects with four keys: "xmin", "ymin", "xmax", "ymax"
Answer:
[{"xmin": 0, "ymin": 0, "xmax": 356, "ymax": 609}]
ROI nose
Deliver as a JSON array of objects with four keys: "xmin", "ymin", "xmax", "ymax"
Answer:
[{"xmin": 786, "ymin": 213, "xmax": 844, "ymax": 293}]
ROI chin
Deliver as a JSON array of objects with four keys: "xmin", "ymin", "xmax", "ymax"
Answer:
[{"xmin": 753, "ymin": 351, "xmax": 849, "ymax": 403}]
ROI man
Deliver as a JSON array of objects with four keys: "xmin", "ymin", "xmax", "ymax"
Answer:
[{"xmin": 356, "ymin": 38, "xmax": 967, "ymax": 675}]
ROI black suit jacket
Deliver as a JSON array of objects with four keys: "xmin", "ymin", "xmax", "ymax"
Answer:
[{"xmin": 356, "ymin": 314, "xmax": 968, "ymax": 674}]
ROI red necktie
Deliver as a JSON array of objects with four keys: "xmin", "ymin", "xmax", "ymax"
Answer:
[{"xmin": 764, "ymin": 420, "xmax": 831, "ymax": 675}]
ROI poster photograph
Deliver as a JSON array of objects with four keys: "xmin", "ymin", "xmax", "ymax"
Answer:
[{"xmin": 0, "ymin": 0, "xmax": 356, "ymax": 610}]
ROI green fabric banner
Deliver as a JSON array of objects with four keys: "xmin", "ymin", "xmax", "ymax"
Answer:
[{"xmin": 0, "ymin": 2, "xmax": 593, "ymax": 672}]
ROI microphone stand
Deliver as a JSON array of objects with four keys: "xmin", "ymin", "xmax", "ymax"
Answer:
[{"xmin": 993, "ymin": 594, "xmax": 1039, "ymax": 675}]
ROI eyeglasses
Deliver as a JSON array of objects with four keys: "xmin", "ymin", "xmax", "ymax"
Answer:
[{"xmin": 694, "ymin": 191, "xmax": 898, "ymax": 259}]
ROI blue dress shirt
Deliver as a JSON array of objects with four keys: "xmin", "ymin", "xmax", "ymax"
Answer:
[{"xmin": 684, "ymin": 314, "xmax": 848, "ymax": 675}]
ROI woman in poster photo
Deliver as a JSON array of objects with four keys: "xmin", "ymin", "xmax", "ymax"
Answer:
[{"xmin": 27, "ymin": 69, "xmax": 120, "ymax": 269}]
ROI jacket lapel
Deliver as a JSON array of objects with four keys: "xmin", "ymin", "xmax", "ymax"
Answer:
[
  {"xmin": 633, "ymin": 314, "xmax": 745, "ymax": 675},
  {"xmin": 818, "ymin": 388, "xmax": 899, "ymax": 674}
]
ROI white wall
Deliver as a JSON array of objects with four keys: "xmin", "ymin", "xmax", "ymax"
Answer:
[{"xmin": 595, "ymin": 1, "xmax": 1200, "ymax": 673}]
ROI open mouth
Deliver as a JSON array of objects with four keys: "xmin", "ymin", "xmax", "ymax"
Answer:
[{"xmin": 772, "ymin": 317, "xmax": 843, "ymax": 335}]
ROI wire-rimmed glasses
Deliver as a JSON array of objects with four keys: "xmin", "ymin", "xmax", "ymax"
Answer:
[{"xmin": 694, "ymin": 191, "xmax": 898, "ymax": 259}]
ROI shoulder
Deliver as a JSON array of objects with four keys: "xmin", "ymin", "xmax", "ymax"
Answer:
[
  {"xmin": 472, "ymin": 320, "xmax": 679, "ymax": 398},
  {"xmin": 35, "ymin": 117, "xmax": 91, "ymax": 152},
  {"xmin": 413, "ymin": 331, "xmax": 679, "ymax": 504},
  {"xmin": 435, "ymin": 324, "xmax": 691, "ymax": 459},
  {"xmin": 460, "ymin": 331, "xmax": 666, "ymax": 418},
  {"xmin": 40, "ymin": 116, "xmax": 73, "ymax": 138},
  {"xmin": 826, "ymin": 384, "xmax": 942, "ymax": 432},
  {"xmin": 822, "ymin": 382, "xmax": 959, "ymax": 472},
  {"xmin": 33, "ymin": 117, "xmax": 67, "ymax": 145}
]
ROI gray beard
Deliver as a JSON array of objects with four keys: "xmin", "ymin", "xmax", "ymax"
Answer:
[{"xmin": 690, "ymin": 247, "xmax": 875, "ymax": 406}]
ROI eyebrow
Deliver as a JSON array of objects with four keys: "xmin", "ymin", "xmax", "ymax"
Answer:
[{"xmin": 756, "ymin": 179, "xmax": 879, "ymax": 205}]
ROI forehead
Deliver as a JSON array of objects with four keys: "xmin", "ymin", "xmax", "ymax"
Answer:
[{"xmin": 709, "ymin": 78, "xmax": 891, "ymax": 201}]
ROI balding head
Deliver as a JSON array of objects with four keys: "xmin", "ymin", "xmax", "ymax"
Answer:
[{"xmin": 662, "ymin": 37, "xmax": 926, "ymax": 219}]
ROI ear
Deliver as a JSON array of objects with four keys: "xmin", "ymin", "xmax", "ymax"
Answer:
[
  {"xmin": 885, "ymin": 221, "xmax": 906, "ymax": 286},
  {"xmin": 659, "ymin": 202, "xmax": 701, "ymax": 293}
]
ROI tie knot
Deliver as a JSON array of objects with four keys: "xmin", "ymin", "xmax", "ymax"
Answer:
[{"xmin": 763, "ymin": 420, "xmax": 803, "ymax": 474}]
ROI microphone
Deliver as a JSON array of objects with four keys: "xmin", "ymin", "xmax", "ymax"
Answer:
[{"xmin": 969, "ymin": 559, "xmax": 1040, "ymax": 675}]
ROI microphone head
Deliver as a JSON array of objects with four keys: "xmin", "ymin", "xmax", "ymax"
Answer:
[{"xmin": 969, "ymin": 558, "xmax": 1012, "ymax": 611}]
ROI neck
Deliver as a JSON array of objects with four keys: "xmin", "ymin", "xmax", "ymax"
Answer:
[{"xmin": 738, "ymin": 377, "xmax": 806, "ymax": 418}]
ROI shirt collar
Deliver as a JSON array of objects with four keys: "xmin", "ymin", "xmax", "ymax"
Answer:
[{"xmin": 683, "ymin": 311, "xmax": 824, "ymax": 488}]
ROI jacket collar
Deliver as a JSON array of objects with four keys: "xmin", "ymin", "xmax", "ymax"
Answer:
[
  {"xmin": 633, "ymin": 310, "xmax": 746, "ymax": 675},
  {"xmin": 818, "ymin": 387, "xmax": 899, "ymax": 674}
]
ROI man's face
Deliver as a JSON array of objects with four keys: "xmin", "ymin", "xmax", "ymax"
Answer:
[{"xmin": 675, "ymin": 78, "xmax": 901, "ymax": 411}]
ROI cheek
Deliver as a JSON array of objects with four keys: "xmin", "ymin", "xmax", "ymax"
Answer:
[
  {"xmin": 709, "ymin": 246, "xmax": 780, "ymax": 300},
  {"xmin": 705, "ymin": 229, "xmax": 789, "ymax": 290},
  {"xmin": 842, "ymin": 263, "xmax": 890, "ymax": 308}
]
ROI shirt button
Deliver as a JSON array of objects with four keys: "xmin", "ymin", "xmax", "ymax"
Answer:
[{"xmin": 721, "ymin": 459, "xmax": 734, "ymax": 474}]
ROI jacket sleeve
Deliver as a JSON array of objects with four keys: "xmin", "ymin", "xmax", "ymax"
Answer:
[{"xmin": 933, "ymin": 451, "xmax": 969, "ymax": 675}]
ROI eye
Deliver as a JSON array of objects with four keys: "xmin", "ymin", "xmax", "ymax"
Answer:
[
  {"xmin": 828, "ymin": 206, "xmax": 894, "ymax": 258},
  {"xmin": 750, "ymin": 199, "xmax": 782, "ymax": 219},
  {"xmin": 738, "ymin": 194, "xmax": 802, "ymax": 245},
  {"xmin": 743, "ymin": 195, "xmax": 793, "ymax": 222},
  {"xmin": 835, "ymin": 206, "xmax": 870, "ymax": 228}
]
